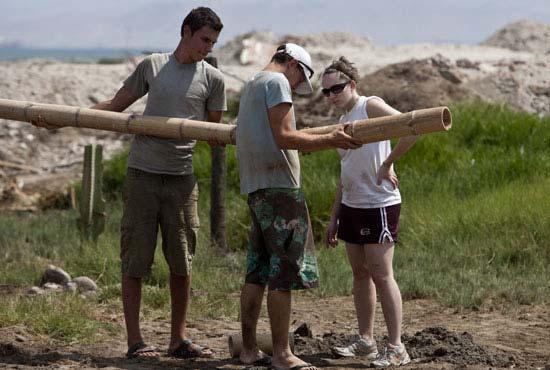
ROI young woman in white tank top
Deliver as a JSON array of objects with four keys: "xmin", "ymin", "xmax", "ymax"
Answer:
[{"xmin": 322, "ymin": 57, "xmax": 418, "ymax": 368}]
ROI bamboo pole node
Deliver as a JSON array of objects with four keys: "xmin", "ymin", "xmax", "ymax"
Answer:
[
  {"xmin": 126, "ymin": 114, "xmax": 133, "ymax": 134},
  {"xmin": 178, "ymin": 120, "xmax": 185, "ymax": 140},
  {"xmin": 74, "ymin": 108, "xmax": 81, "ymax": 127},
  {"xmin": 408, "ymin": 110, "xmax": 418, "ymax": 135},
  {"xmin": 23, "ymin": 103, "xmax": 32, "ymax": 123}
]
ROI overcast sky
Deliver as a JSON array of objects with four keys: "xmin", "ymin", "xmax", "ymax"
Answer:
[{"xmin": 1, "ymin": 0, "xmax": 549, "ymax": 49}]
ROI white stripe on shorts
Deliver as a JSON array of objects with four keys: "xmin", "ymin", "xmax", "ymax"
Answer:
[{"xmin": 378, "ymin": 207, "xmax": 394, "ymax": 244}]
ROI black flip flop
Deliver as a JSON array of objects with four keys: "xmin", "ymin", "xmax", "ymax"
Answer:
[
  {"xmin": 126, "ymin": 341, "xmax": 159, "ymax": 359},
  {"xmin": 250, "ymin": 356, "xmax": 272, "ymax": 366},
  {"xmin": 168, "ymin": 339, "xmax": 214, "ymax": 359}
]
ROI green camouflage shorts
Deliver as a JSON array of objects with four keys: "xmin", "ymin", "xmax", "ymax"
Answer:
[{"xmin": 245, "ymin": 188, "xmax": 319, "ymax": 291}]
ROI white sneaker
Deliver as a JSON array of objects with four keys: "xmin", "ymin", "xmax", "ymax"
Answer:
[
  {"xmin": 331, "ymin": 337, "xmax": 378, "ymax": 359},
  {"xmin": 371, "ymin": 343, "xmax": 411, "ymax": 367}
]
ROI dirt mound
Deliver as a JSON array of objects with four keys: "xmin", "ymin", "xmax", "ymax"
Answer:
[
  {"xmin": 0, "ymin": 59, "xmax": 137, "ymax": 210},
  {"xmin": 293, "ymin": 55, "xmax": 473, "ymax": 126},
  {"xmin": 403, "ymin": 326, "xmax": 517, "ymax": 367},
  {"xmin": 293, "ymin": 93, "xmax": 339, "ymax": 128},
  {"xmin": 281, "ymin": 32, "xmax": 374, "ymax": 49},
  {"xmin": 214, "ymin": 31, "xmax": 279, "ymax": 66},
  {"xmin": 466, "ymin": 58, "xmax": 550, "ymax": 116},
  {"xmin": 358, "ymin": 56, "xmax": 472, "ymax": 112},
  {"xmin": 215, "ymin": 31, "xmax": 374, "ymax": 67},
  {"xmin": 293, "ymin": 326, "xmax": 517, "ymax": 368},
  {"xmin": 482, "ymin": 20, "xmax": 550, "ymax": 54}
]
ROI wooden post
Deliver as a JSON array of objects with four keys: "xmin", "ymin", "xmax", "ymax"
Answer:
[
  {"xmin": 78, "ymin": 144, "xmax": 105, "ymax": 242},
  {"xmin": 205, "ymin": 57, "xmax": 228, "ymax": 250}
]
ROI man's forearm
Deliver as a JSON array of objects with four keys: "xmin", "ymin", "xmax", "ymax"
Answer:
[
  {"xmin": 276, "ymin": 130, "xmax": 334, "ymax": 151},
  {"xmin": 90, "ymin": 101, "xmax": 114, "ymax": 111}
]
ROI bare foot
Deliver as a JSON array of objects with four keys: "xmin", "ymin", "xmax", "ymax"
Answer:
[{"xmin": 240, "ymin": 348, "xmax": 271, "ymax": 365}]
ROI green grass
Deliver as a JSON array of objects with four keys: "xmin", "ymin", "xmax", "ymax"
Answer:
[
  {"xmin": 0, "ymin": 294, "xmax": 118, "ymax": 343},
  {"xmin": 0, "ymin": 101, "xmax": 549, "ymax": 343}
]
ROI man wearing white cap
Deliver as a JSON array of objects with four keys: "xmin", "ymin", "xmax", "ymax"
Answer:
[{"xmin": 236, "ymin": 43, "xmax": 361, "ymax": 370}]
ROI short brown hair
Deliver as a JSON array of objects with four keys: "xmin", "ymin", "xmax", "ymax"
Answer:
[
  {"xmin": 181, "ymin": 7, "xmax": 223, "ymax": 36},
  {"xmin": 270, "ymin": 44, "xmax": 294, "ymax": 64},
  {"xmin": 323, "ymin": 56, "xmax": 359, "ymax": 82}
]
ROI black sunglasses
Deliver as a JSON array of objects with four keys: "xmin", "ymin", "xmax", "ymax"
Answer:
[
  {"xmin": 297, "ymin": 60, "xmax": 314, "ymax": 79},
  {"xmin": 322, "ymin": 81, "xmax": 350, "ymax": 97}
]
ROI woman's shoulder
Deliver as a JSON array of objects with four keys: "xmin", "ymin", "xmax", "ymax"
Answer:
[{"xmin": 365, "ymin": 96, "xmax": 400, "ymax": 118}]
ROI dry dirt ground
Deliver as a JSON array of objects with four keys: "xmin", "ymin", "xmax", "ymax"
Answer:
[{"xmin": 0, "ymin": 296, "xmax": 548, "ymax": 370}]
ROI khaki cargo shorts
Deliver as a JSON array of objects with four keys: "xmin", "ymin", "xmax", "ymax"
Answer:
[{"xmin": 120, "ymin": 167, "xmax": 199, "ymax": 277}]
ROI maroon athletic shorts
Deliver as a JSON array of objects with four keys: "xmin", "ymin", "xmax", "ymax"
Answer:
[{"xmin": 337, "ymin": 203, "xmax": 401, "ymax": 245}]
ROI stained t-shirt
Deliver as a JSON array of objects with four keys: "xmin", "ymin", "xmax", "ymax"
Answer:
[{"xmin": 236, "ymin": 71, "xmax": 300, "ymax": 194}]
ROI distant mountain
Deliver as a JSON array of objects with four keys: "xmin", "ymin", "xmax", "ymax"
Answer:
[
  {"xmin": 0, "ymin": 36, "xmax": 21, "ymax": 48},
  {"xmin": 482, "ymin": 20, "xmax": 550, "ymax": 54}
]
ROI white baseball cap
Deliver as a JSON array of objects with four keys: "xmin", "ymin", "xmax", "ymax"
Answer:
[{"xmin": 276, "ymin": 43, "xmax": 314, "ymax": 95}]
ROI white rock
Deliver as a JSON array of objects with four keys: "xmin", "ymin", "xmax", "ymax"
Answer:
[{"xmin": 72, "ymin": 276, "xmax": 98, "ymax": 291}]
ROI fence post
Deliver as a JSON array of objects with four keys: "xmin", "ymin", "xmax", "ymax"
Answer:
[
  {"xmin": 205, "ymin": 56, "xmax": 228, "ymax": 250},
  {"xmin": 78, "ymin": 144, "xmax": 105, "ymax": 242}
]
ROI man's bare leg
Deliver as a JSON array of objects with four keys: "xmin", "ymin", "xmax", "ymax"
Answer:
[
  {"xmin": 268, "ymin": 290, "xmax": 316, "ymax": 369},
  {"xmin": 122, "ymin": 274, "xmax": 159, "ymax": 357},
  {"xmin": 169, "ymin": 273, "xmax": 190, "ymax": 348},
  {"xmin": 240, "ymin": 283, "xmax": 267, "ymax": 364}
]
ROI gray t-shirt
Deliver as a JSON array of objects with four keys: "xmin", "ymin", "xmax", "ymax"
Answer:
[
  {"xmin": 124, "ymin": 53, "xmax": 226, "ymax": 175},
  {"xmin": 236, "ymin": 71, "xmax": 300, "ymax": 194}
]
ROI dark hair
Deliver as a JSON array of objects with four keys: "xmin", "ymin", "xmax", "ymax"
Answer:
[
  {"xmin": 270, "ymin": 44, "xmax": 294, "ymax": 64},
  {"xmin": 181, "ymin": 7, "xmax": 223, "ymax": 36},
  {"xmin": 323, "ymin": 56, "xmax": 359, "ymax": 82}
]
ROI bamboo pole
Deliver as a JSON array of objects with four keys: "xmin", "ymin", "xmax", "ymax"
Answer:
[
  {"xmin": 302, "ymin": 106, "xmax": 452, "ymax": 143},
  {"xmin": 0, "ymin": 99, "xmax": 452, "ymax": 148},
  {"xmin": 0, "ymin": 98, "xmax": 236, "ymax": 144}
]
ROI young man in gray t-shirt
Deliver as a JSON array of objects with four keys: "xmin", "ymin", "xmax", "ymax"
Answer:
[
  {"xmin": 92, "ymin": 7, "xmax": 226, "ymax": 360},
  {"xmin": 236, "ymin": 43, "xmax": 361, "ymax": 370}
]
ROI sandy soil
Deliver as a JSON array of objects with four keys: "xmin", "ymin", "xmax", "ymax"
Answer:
[{"xmin": 0, "ymin": 295, "xmax": 548, "ymax": 369}]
